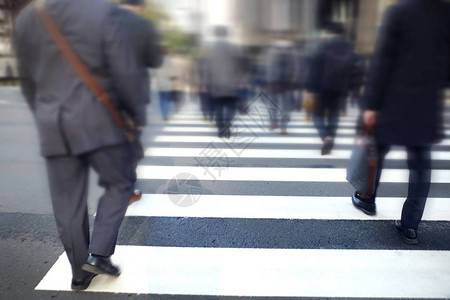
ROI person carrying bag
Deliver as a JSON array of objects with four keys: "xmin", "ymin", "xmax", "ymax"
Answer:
[{"xmin": 36, "ymin": 3, "xmax": 144, "ymax": 203}]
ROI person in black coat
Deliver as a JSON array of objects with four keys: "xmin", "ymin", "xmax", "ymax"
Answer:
[
  {"xmin": 306, "ymin": 22, "xmax": 354, "ymax": 155},
  {"xmin": 351, "ymin": 0, "xmax": 450, "ymax": 244}
]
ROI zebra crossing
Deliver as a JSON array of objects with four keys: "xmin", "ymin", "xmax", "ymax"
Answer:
[{"xmin": 35, "ymin": 100, "xmax": 450, "ymax": 298}]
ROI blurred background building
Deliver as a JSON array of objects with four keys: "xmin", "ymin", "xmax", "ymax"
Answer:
[{"xmin": 0, "ymin": 0, "xmax": 402, "ymax": 79}]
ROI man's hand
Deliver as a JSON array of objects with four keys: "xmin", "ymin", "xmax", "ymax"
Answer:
[{"xmin": 363, "ymin": 110, "xmax": 377, "ymax": 129}]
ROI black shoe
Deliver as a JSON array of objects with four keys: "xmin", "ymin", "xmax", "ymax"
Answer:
[
  {"xmin": 71, "ymin": 273, "xmax": 97, "ymax": 291},
  {"xmin": 394, "ymin": 220, "xmax": 418, "ymax": 245},
  {"xmin": 351, "ymin": 192, "xmax": 376, "ymax": 215},
  {"xmin": 321, "ymin": 136, "xmax": 334, "ymax": 155},
  {"xmin": 82, "ymin": 254, "xmax": 121, "ymax": 276}
]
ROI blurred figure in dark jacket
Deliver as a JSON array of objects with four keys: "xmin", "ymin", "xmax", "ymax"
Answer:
[
  {"xmin": 15, "ymin": 0, "xmax": 148, "ymax": 290},
  {"xmin": 120, "ymin": 0, "xmax": 163, "ymax": 203},
  {"xmin": 351, "ymin": 0, "xmax": 450, "ymax": 245},
  {"xmin": 265, "ymin": 32, "xmax": 298, "ymax": 135},
  {"xmin": 306, "ymin": 22, "xmax": 354, "ymax": 155}
]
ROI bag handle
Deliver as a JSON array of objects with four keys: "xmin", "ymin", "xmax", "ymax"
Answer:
[{"xmin": 35, "ymin": 3, "xmax": 126, "ymax": 129}]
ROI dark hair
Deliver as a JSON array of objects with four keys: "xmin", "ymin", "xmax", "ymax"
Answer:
[{"xmin": 120, "ymin": 0, "xmax": 144, "ymax": 6}]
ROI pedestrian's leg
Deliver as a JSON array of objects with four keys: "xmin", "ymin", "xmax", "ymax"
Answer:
[
  {"xmin": 86, "ymin": 144, "xmax": 132, "ymax": 256},
  {"xmin": 200, "ymin": 92, "xmax": 208, "ymax": 120},
  {"xmin": 225, "ymin": 97, "xmax": 238, "ymax": 127},
  {"xmin": 268, "ymin": 92, "xmax": 279, "ymax": 129},
  {"xmin": 159, "ymin": 91, "xmax": 170, "ymax": 120},
  {"xmin": 351, "ymin": 144, "xmax": 390, "ymax": 215},
  {"xmin": 312, "ymin": 97, "xmax": 326, "ymax": 140},
  {"xmin": 401, "ymin": 146, "xmax": 431, "ymax": 230},
  {"xmin": 225, "ymin": 97, "xmax": 238, "ymax": 137},
  {"xmin": 280, "ymin": 91, "xmax": 291, "ymax": 132},
  {"xmin": 215, "ymin": 98, "xmax": 225, "ymax": 136},
  {"xmin": 326, "ymin": 99, "xmax": 340, "ymax": 141},
  {"xmin": 208, "ymin": 95, "xmax": 215, "ymax": 122},
  {"xmin": 46, "ymin": 156, "xmax": 90, "ymax": 279}
]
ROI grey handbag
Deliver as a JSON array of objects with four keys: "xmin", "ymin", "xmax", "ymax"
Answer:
[{"xmin": 346, "ymin": 135, "xmax": 378, "ymax": 195}]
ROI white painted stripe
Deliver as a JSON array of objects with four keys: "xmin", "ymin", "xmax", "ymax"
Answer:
[
  {"xmin": 161, "ymin": 126, "xmax": 450, "ymax": 136},
  {"xmin": 145, "ymin": 147, "xmax": 450, "ymax": 161},
  {"xmin": 136, "ymin": 166, "xmax": 450, "ymax": 183},
  {"xmin": 153, "ymin": 135, "xmax": 450, "ymax": 146},
  {"xmin": 126, "ymin": 194, "xmax": 450, "ymax": 221},
  {"xmin": 167, "ymin": 119, "xmax": 360, "ymax": 126},
  {"xmin": 36, "ymin": 246, "xmax": 450, "ymax": 298},
  {"xmin": 172, "ymin": 115, "xmax": 359, "ymax": 121},
  {"xmin": 162, "ymin": 126, "xmax": 359, "ymax": 134},
  {"xmin": 0, "ymin": 100, "xmax": 9, "ymax": 105}
]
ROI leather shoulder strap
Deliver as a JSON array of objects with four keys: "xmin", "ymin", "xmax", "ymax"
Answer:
[{"xmin": 35, "ymin": 4, "xmax": 125, "ymax": 128}]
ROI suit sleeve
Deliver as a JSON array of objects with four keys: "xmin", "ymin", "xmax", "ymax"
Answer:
[
  {"xmin": 102, "ymin": 5, "xmax": 147, "ymax": 126},
  {"xmin": 145, "ymin": 21, "xmax": 163, "ymax": 69},
  {"xmin": 363, "ymin": 6, "xmax": 401, "ymax": 111}
]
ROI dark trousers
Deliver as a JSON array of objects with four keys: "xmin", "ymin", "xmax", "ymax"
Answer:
[
  {"xmin": 374, "ymin": 144, "xmax": 431, "ymax": 230},
  {"xmin": 268, "ymin": 91, "xmax": 292, "ymax": 130},
  {"xmin": 200, "ymin": 92, "xmax": 215, "ymax": 121},
  {"xmin": 214, "ymin": 96, "xmax": 238, "ymax": 134},
  {"xmin": 46, "ymin": 144, "xmax": 132, "ymax": 278},
  {"xmin": 313, "ymin": 91, "xmax": 341, "ymax": 140}
]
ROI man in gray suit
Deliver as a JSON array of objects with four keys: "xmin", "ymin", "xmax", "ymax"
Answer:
[
  {"xmin": 203, "ymin": 26, "xmax": 242, "ymax": 138},
  {"xmin": 14, "ymin": 0, "xmax": 147, "ymax": 290}
]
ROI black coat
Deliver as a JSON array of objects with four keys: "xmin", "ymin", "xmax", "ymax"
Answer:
[{"xmin": 363, "ymin": 0, "xmax": 450, "ymax": 146}]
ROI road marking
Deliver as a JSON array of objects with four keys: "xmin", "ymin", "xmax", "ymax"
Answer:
[
  {"xmin": 136, "ymin": 166, "xmax": 450, "ymax": 183},
  {"xmin": 126, "ymin": 194, "xmax": 450, "ymax": 221},
  {"xmin": 36, "ymin": 246, "xmax": 450, "ymax": 298},
  {"xmin": 145, "ymin": 147, "xmax": 450, "ymax": 161},
  {"xmin": 0, "ymin": 100, "xmax": 9, "ymax": 105},
  {"xmin": 167, "ymin": 119, "xmax": 360, "ymax": 126},
  {"xmin": 162, "ymin": 126, "xmax": 359, "ymax": 134},
  {"xmin": 161, "ymin": 126, "xmax": 450, "ymax": 136},
  {"xmin": 152, "ymin": 135, "xmax": 450, "ymax": 146}
]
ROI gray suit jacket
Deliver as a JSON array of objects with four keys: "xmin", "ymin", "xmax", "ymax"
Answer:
[
  {"xmin": 14, "ymin": 0, "xmax": 147, "ymax": 157},
  {"xmin": 120, "ymin": 8, "xmax": 163, "ymax": 104},
  {"xmin": 203, "ymin": 40, "xmax": 242, "ymax": 98}
]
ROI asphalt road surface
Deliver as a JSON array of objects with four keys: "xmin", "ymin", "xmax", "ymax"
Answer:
[{"xmin": 1, "ymin": 86, "xmax": 449, "ymax": 300}]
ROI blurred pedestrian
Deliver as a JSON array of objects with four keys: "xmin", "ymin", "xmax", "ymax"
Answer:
[
  {"xmin": 306, "ymin": 22, "xmax": 354, "ymax": 155},
  {"xmin": 203, "ymin": 26, "xmax": 242, "ymax": 139},
  {"xmin": 154, "ymin": 48, "xmax": 188, "ymax": 120},
  {"xmin": 351, "ymin": 0, "xmax": 450, "ymax": 245},
  {"xmin": 265, "ymin": 31, "xmax": 298, "ymax": 135},
  {"xmin": 154, "ymin": 47, "xmax": 175, "ymax": 121},
  {"xmin": 197, "ymin": 55, "xmax": 215, "ymax": 123},
  {"xmin": 14, "ymin": 0, "xmax": 147, "ymax": 290},
  {"xmin": 120, "ymin": 0, "xmax": 163, "ymax": 203}
]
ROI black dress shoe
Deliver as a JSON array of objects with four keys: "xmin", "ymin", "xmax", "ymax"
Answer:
[
  {"xmin": 351, "ymin": 192, "xmax": 376, "ymax": 215},
  {"xmin": 321, "ymin": 136, "xmax": 334, "ymax": 155},
  {"xmin": 82, "ymin": 254, "xmax": 121, "ymax": 276},
  {"xmin": 394, "ymin": 220, "xmax": 418, "ymax": 245},
  {"xmin": 71, "ymin": 273, "xmax": 97, "ymax": 291}
]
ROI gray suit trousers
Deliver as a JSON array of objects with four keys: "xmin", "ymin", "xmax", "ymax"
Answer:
[{"xmin": 46, "ymin": 144, "xmax": 132, "ymax": 278}]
